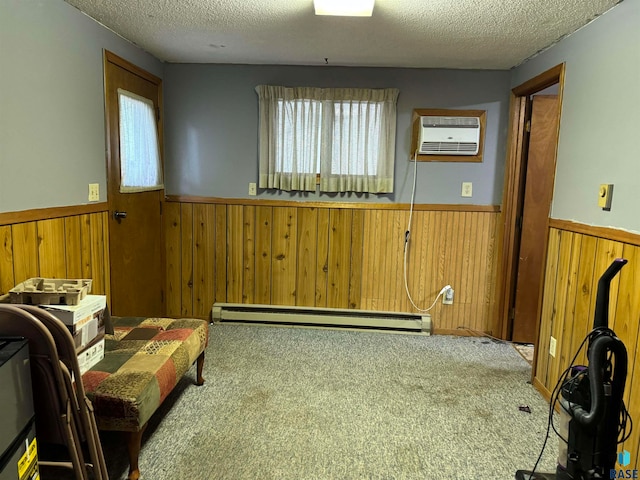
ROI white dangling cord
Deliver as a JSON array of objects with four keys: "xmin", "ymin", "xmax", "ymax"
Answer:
[{"xmin": 403, "ymin": 149, "xmax": 450, "ymax": 312}]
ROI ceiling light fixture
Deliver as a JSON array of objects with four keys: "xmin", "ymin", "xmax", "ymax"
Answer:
[{"xmin": 313, "ymin": 0, "xmax": 374, "ymax": 17}]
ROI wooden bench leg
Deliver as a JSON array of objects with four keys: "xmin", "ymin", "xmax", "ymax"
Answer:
[
  {"xmin": 196, "ymin": 351, "xmax": 205, "ymax": 386},
  {"xmin": 126, "ymin": 426, "xmax": 146, "ymax": 480}
]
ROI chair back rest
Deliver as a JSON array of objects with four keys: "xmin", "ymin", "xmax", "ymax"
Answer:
[{"xmin": 0, "ymin": 305, "xmax": 72, "ymax": 444}]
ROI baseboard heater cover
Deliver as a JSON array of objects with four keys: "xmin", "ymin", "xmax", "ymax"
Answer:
[{"xmin": 212, "ymin": 303, "xmax": 431, "ymax": 334}]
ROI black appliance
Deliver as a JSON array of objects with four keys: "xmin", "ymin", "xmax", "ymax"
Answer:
[
  {"xmin": 0, "ymin": 338, "xmax": 39, "ymax": 480},
  {"xmin": 516, "ymin": 258, "xmax": 631, "ymax": 480}
]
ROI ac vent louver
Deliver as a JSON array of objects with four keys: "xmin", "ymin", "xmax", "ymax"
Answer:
[{"xmin": 421, "ymin": 142, "xmax": 478, "ymax": 153}]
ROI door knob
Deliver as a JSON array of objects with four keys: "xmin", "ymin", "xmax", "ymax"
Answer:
[{"xmin": 113, "ymin": 211, "xmax": 127, "ymax": 220}]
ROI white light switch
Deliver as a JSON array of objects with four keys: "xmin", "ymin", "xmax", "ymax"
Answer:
[{"xmin": 461, "ymin": 182, "xmax": 473, "ymax": 198}]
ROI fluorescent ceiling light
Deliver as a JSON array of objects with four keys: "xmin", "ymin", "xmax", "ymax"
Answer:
[{"xmin": 313, "ymin": 0, "xmax": 375, "ymax": 17}]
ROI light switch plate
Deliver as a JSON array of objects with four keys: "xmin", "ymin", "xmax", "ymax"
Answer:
[{"xmin": 88, "ymin": 183, "xmax": 99, "ymax": 202}]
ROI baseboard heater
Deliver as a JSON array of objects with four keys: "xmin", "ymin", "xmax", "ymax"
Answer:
[{"xmin": 212, "ymin": 303, "xmax": 431, "ymax": 334}]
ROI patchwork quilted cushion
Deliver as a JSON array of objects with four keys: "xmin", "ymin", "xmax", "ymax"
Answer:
[{"xmin": 82, "ymin": 316, "xmax": 208, "ymax": 432}]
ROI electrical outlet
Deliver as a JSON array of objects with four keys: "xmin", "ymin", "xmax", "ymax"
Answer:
[
  {"xmin": 461, "ymin": 182, "xmax": 473, "ymax": 198},
  {"xmin": 549, "ymin": 336, "xmax": 557, "ymax": 357},
  {"xmin": 248, "ymin": 182, "xmax": 257, "ymax": 196},
  {"xmin": 88, "ymin": 183, "xmax": 99, "ymax": 202},
  {"xmin": 443, "ymin": 287, "xmax": 454, "ymax": 305}
]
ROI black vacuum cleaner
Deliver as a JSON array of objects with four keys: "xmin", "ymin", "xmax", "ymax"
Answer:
[{"xmin": 516, "ymin": 258, "xmax": 632, "ymax": 480}]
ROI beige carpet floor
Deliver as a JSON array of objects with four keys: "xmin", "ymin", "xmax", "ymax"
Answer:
[{"xmin": 42, "ymin": 324, "xmax": 558, "ymax": 480}]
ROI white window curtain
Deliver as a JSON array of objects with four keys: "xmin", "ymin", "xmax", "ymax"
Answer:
[
  {"xmin": 118, "ymin": 89, "xmax": 164, "ymax": 193},
  {"xmin": 256, "ymin": 85, "xmax": 399, "ymax": 193}
]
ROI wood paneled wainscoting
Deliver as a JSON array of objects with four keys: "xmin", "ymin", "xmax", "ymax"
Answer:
[
  {"xmin": 534, "ymin": 220, "xmax": 640, "ymax": 467},
  {"xmin": 164, "ymin": 197, "xmax": 501, "ymax": 335},
  {"xmin": 0, "ymin": 204, "xmax": 111, "ymax": 302}
]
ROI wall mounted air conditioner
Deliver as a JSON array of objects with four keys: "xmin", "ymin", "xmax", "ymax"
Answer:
[{"xmin": 418, "ymin": 116, "xmax": 480, "ymax": 155}]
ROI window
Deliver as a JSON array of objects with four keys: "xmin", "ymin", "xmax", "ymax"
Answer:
[
  {"xmin": 256, "ymin": 86, "xmax": 399, "ymax": 193},
  {"xmin": 118, "ymin": 89, "xmax": 163, "ymax": 193}
]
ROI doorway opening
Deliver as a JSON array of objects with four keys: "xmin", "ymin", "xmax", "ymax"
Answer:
[{"xmin": 496, "ymin": 64, "xmax": 565, "ymax": 375}]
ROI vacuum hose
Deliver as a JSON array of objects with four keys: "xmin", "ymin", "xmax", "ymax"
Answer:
[{"xmin": 569, "ymin": 333, "xmax": 628, "ymax": 429}]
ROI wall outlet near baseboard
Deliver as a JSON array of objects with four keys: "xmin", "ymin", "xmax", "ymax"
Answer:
[
  {"xmin": 549, "ymin": 336, "xmax": 557, "ymax": 357},
  {"xmin": 443, "ymin": 287, "xmax": 454, "ymax": 305}
]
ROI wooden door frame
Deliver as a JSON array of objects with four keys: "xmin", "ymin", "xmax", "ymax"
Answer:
[
  {"xmin": 495, "ymin": 63, "xmax": 565, "ymax": 352},
  {"xmin": 103, "ymin": 50, "xmax": 166, "ymax": 314}
]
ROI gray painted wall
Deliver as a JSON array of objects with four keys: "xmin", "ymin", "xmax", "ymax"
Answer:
[
  {"xmin": 164, "ymin": 65, "xmax": 511, "ymax": 205},
  {"xmin": 0, "ymin": 0, "xmax": 163, "ymax": 214},
  {"xmin": 512, "ymin": 0, "xmax": 639, "ymax": 234}
]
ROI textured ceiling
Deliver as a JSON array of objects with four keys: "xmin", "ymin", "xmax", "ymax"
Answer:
[{"xmin": 64, "ymin": 0, "xmax": 622, "ymax": 69}]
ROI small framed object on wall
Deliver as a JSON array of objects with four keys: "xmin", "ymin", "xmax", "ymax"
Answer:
[{"xmin": 411, "ymin": 108, "xmax": 486, "ymax": 162}]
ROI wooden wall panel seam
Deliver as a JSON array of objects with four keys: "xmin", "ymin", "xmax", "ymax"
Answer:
[
  {"xmin": 349, "ymin": 210, "xmax": 365, "ymax": 309},
  {"xmin": 242, "ymin": 205, "xmax": 256, "ymax": 305},
  {"xmin": 315, "ymin": 208, "xmax": 329, "ymax": 308},
  {"xmin": 537, "ymin": 228, "xmax": 561, "ymax": 387},
  {"xmin": 164, "ymin": 202, "xmax": 182, "ymax": 317},
  {"xmin": 254, "ymin": 206, "xmax": 272, "ymax": 305},
  {"xmin": 214, "ymin": 205, "xmax": 228, "ymax": 304},
  {"xmin": 296, "ymin": 207, "xmax": 318, "ymax": 307},
  {"xmin": 0, "ymin": 226, "xmax": 15, "ymax": 295},
  {"xmin": 101, "ymin": 211, "xmax": 111, "ymax": 308},
  {"xmin": 180, "ymin": 203, "xmax": 194, "ymax": 316},
  {"xmin": 37, "ymin": 218, "xmax": 67, "ymax": 279},
  {"xmin": 64, "ymin": 217, "xmax": 83, "ymax": 279},
  {"xmin": 88, "ymin": 214, "xmax": 105, "ymax": 295},
  {"xmin": 11, "ymin": 223, "xmax": 39, "ymax": 286}
]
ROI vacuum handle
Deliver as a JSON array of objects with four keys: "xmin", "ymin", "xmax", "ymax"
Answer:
[{"xmin": 593, "ymin": 258, "xmax": 627, "ymax": 330}]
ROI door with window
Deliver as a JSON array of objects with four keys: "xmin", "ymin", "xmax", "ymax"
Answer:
[{"xmin": 104, "ymin": 51, "xmax": 165, "ymax": 317}]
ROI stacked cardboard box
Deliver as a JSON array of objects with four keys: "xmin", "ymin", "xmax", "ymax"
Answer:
[
  {"xmin": 41, "ymin": 295, "xmax": 107, "ymax": 374},
  {"xmin": 76, "ymin": 336, "xmax": 105, "ymax": 375}
]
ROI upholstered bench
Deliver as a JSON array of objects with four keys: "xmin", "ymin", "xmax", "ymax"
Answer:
[{"xmin": 81, "ymin": 316, "xmax": 208, "ymax": 480}]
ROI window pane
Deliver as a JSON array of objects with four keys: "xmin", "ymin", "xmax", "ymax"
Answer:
[
  {"xmin": 276, "ymin": 99, "xmax": 322, "ymax": 174},
  {"xmin": 331, "ymin": 101, "xmax": 381, "ymax": 175},
  {"xmin": 118, "ymin": 89, "xmax": 163, "ymax": 192}
]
